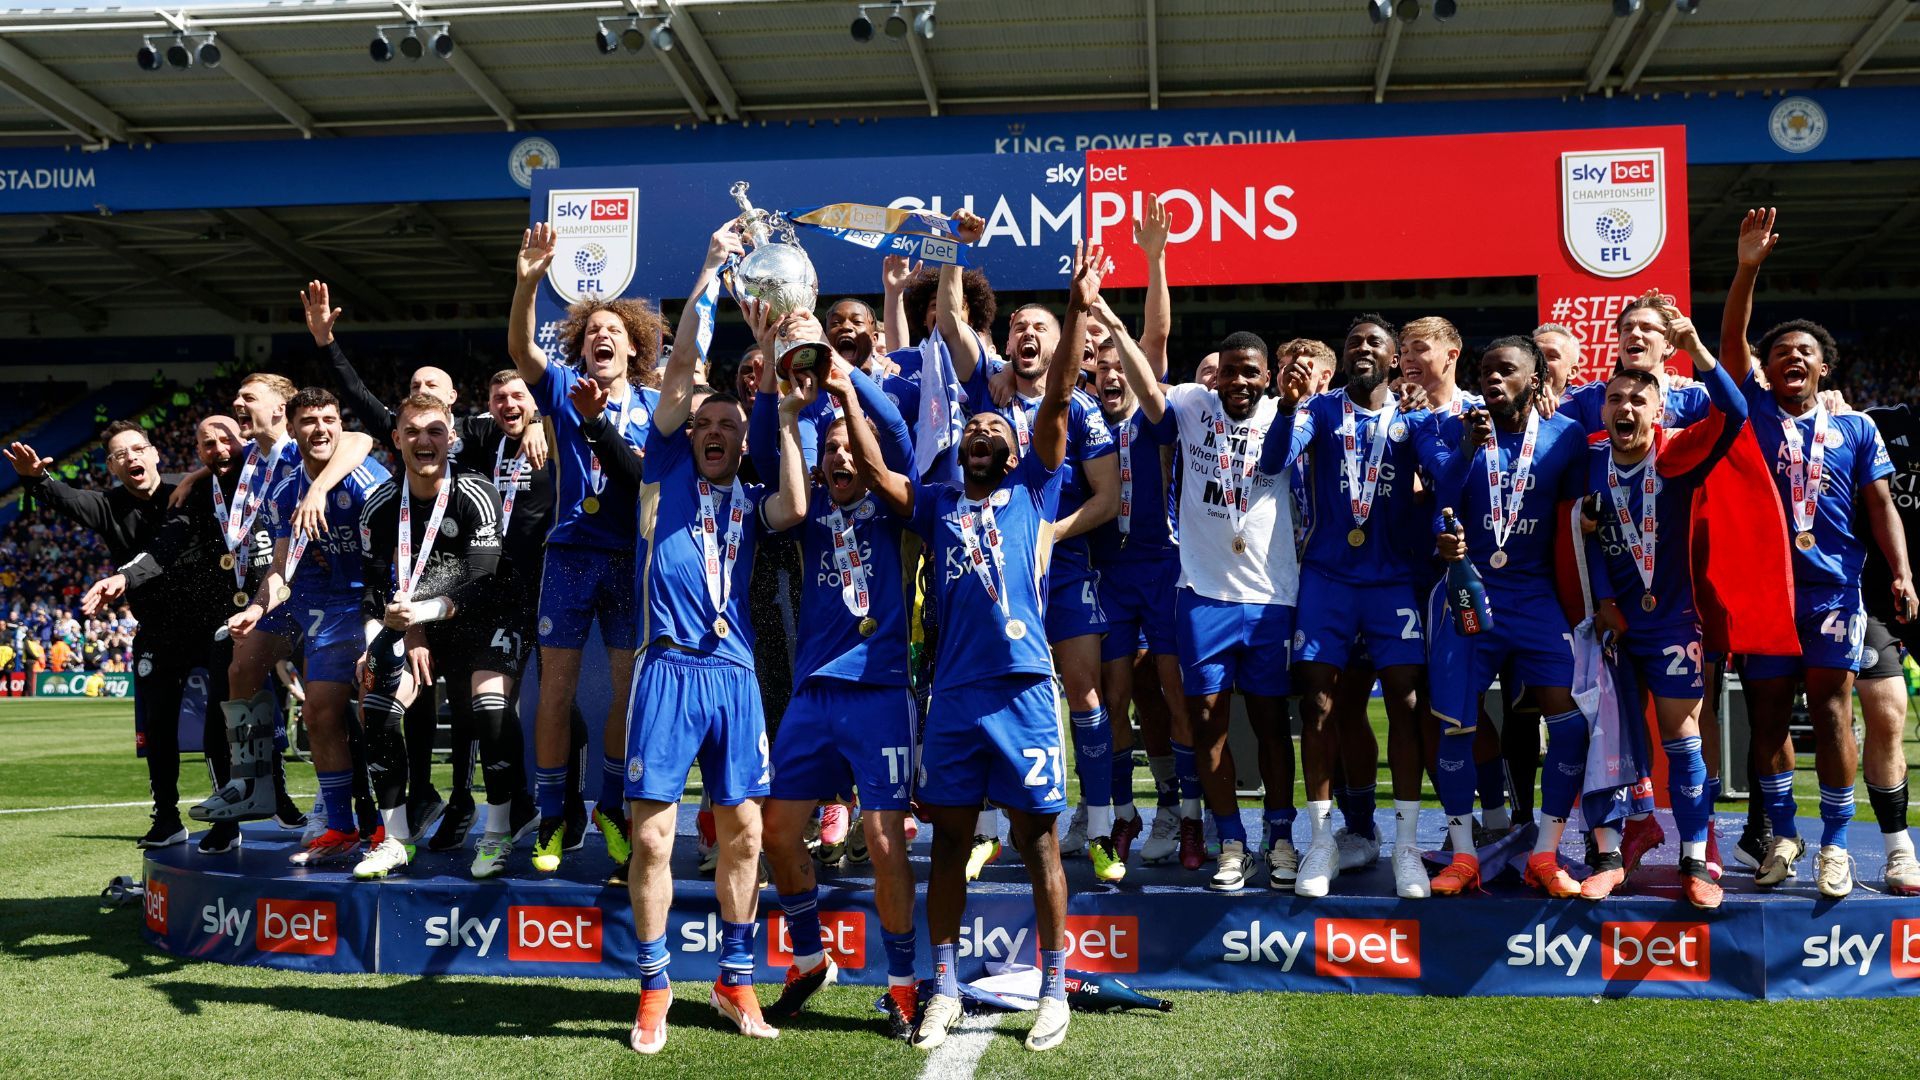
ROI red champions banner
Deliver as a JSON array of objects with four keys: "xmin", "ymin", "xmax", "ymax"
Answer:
[{"xmin": 1082, "ymin": 125, "xmax": 1690, "ymax": 385}]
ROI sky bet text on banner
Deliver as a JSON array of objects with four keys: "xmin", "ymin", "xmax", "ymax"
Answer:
[{"xmin": 532, "ymin": 125, "xmax": 1687, "ymax": 384}]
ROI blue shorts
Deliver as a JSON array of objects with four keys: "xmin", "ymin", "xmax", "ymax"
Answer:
[
  {"xmin": 624, "ymin": 645, "xmax": 769, "ymax": 806},
  {"xmin": 1743, "ymin": 585, "xmax": 1866, "ymax": 681},
  {"xmin": 918, "ymin": 674, "xmax": 1066, "ymax": 814},
  {"xmin": 1045, "ymin": 557, "xmax": 1107, "ymax": 644},
  {"xmin": 1175, "ymin": 588, "xmax": 1293, "ymax": 698},
  {"xmin": 538, "ymin": 542, "xmax": 637, "ymax": 650},
  {"xmin": 770, "ymin": 677, "xmax": 917, "ymax": 810},
  {"xmin": 273, "ymin": 600, "xmax": 360, "ymax": 686},
  {"xmin": 1098, "ymin": 557, "xmax": 1178, "ymax": 662},
  {"xmin": 1292, "ymin": 566, "xmax": 1426, "ymax": 671},
  {"xmin": 1617, "ymin": 622, "xmax": 1706, "ymax": 700},
  {"xmin": 1426, "ymin": 580, "xmax": 1573, "ymax": 733}
]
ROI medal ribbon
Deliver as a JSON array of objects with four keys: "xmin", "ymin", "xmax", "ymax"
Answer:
[
  {"xmin": 697, "ymin": 477, "xmax": 748, "ymax": 619},
  {"xmin": 395, "ymin": 478, "xmax": 453, "ymax": 602},
  {"xmin": 1341, "ymin": 397, "xmax": 1396, "ymax": 531},
  {"xmin": 494, "ymin": 438, "xmax": 527, "ymax": 533},
  {"xmin": 1485, "ymin": 409, "xmax": 1540, "ymax": 557},
  {"xmin": 955, "ymin": 498, "xmax": 1012, "ymax": 623},
  {"xmin": 1605, "ymin": 447, "xmax": 1660, "ymax": 599},
  {"xmin": 824, "ymin": 502, "xmax": 871, "ymax": 621},
  {"xmin": 1208, "ymin": 405, "xmax": 1261, "ymax": 542},
  {"xmin": 207, "ymin": 473, "xmax": 249, "ymax": 591},
  {"xmin": 1778, "ymin": 404, "xmax": 1830, "ymax": 539},
  {"xmin": 586, "ymin": 389, "xmax": 629, "ymax": 497},
  {"xmin": 1117, "ymin": 418, "xmax": 1134, "ymax": 538}
]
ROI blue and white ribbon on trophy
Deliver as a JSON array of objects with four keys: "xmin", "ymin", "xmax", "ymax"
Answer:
[
  {"xmin": 691, "ymin": 253, "xmax": 740, "ymax": 366},
  {"xmin": 784, "ymin": 202, "xmax": 972, "ymax": 266}
]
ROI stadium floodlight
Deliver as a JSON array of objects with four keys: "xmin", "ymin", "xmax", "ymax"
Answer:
[
  {"xmin": 370, "ymin": 29, "xmax": 393, "ymax": 62},
  {"xmin": 1434, "ymin": 0, "xmax": 1458, "ymax": 20},
  {"xmin": 136, "ymin": 40, "xmax": 162, "ymax": 71},
  {"xmin": 198, "ymin": 38, "xmax": 222, "ymax": 68},
  {"xmin": 1613, "ymin": 0, "xmax": 1641, "ymax": 16},
  {"xmin": 595, "ymin": 22, "xmax": 618, "ymax": 53},
  {"xmin": 1367, "ymin": 0, "xmax": 1394, "ymax": 24},
  {"xmin": 431, "ymin": 26, "xmax": 454, "ymax": 59},
  {"xmin": 914, "ymin": 8, "xmax": 935, "ymax": 38},
  {"xmin": 1675, "ymin": 0, "xmax": 1701, "ymax": 11},
  {"xmin": 884, "ymin": 3, "xmax": 909, "ymax": 37},
  {"xmin": 649, "ymin": 20, "xmax": 676, "ymax": 51},
  {"xmin": 622, "ymin": 24, "xmax": 646, "ymax": 51},
  {"xmin": 1396, "ymin": 0, "xmax": 1420, "ymax": 21},
  {"xmin": 165, "ymin": 35, "xmax": 193, "ymax": 69},
  {"xmin": 400, "ymin": 29, "xmax": 424, "ymax": 60},
  {"xmin": 850, "ymin": 12, "xmax": 874, "ymax": 41}
]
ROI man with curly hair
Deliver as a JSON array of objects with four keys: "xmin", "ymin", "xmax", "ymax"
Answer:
[{"xmin": 509, "ymin": 222, "xmax": 666, "ymax": 874}]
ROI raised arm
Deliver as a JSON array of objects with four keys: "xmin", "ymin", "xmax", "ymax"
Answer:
[
  {"xmin": 1721, "ymin": 207, "xmax": 1778, "ymax": 383},
  {"xmin": 1260, "ymin": 360, "xmax": 1317, "ymax": 475},
  {"xmin": 848, "ymin": 365, "xmax": 912, "ymax": 473},
  {"xmin": 508, "ymin": 223, "xmax": 558, "ymax": 383},
  {"xmin": 1094, "ymin": 290, "xmax": 1168, "ymax": 425},
  {"xmin": 881, "ymin": 255, "xmax": 917, "ymax": 354},
  {"xmin": 834, "ymin": 363, "xmax": 915, "ymax": 517},
  {"xmin": 940, "ymin": 210, "xmax": 987, "ymax": 382},
  {"xmin": 305, "ymin": 280, "xmax": 395, "ymax": 442},
  {"xmin": 1135, "ymin": 194, "xmax": 1171, "ymax": 377},
  {"xmin": 762, "ymin": 374, "xmax": 818, "ymax": 533},
  {"xmin": 657, "ymin": 220, "xmax": 747, "ymax": 434},
  {"xmin": 1035, "ymin": 244, "xmax": 1103, "ymax": 472},
  {"xmin": 8, "ymin": 442, "xmax": 112, "ymax": 532}
]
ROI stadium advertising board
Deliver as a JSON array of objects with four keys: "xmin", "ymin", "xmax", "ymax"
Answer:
[{"xmin": 34, "ymin": 671, "xmax": 132, "ymax": 698}]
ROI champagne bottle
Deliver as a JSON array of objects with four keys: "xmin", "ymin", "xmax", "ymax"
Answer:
[
  {"xmin": 1064, "ymin": 971, "xmax": 1174, "ymax": 1012},
  {"xmin": 1440, "ymin": 507, "xmax": 1493, "ymax": 635}
]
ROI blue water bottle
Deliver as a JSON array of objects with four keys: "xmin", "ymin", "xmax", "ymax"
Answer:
[{"xmin": 1440, "ymin": 507, "xmax": 1493, "ymax": 635}]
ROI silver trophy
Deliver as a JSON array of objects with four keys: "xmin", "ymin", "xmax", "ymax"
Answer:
[{"xmin": 729, "ymin": 180, "xmax": 828, "ymax": 377}]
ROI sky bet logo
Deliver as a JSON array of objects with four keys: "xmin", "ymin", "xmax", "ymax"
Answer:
[
  {"xmin": 200, "ymin": 896, "xmax": 338, "ymax": 956},
  {"xmin": 1802, "ymin": 919, "xmax": 1920, "ymax": 977},
  {"xmin": 144, "ymin": 879, "xmax": 168, "ymax": 934},
  {"xmin": 1220, "ymin": 918, "xmax": 1419, "ymax": 978},
  {"xmin": 1570, "ymin": 159, "xmax": 1655, "ymax": 185},
  {"xmin": 424, "ymin": 904, "xmax": 602, "ymax": 962},
  {"xmin": 769, "ymin": 911, "xmax": 868, "ymax": 969},
  {"xmin": 556, "ymin": 198, "xmax": 629, "ymax": 221}
]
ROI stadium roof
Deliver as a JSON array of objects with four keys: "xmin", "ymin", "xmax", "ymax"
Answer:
[{"xmin": 0, "ymin": 0, "xmax": 1915, "ymax": 143}]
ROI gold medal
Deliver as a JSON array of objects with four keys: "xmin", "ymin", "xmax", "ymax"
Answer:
[
  {"xmin": 1794, "ymin": 531, "xmax": 1815, "ymax": 551},
  {"xmin": 275, "ymin": 584, "xmax": 292, "ymax": 603},
  {"xmin": 1230, "ymin": 535, "xmax": 1247, "ymax": 555},
  {"xmin": 1347, "ymin": 528, "xmax": 1366, "ymax": 547},
  {"xmin": 1641, "ymin": 593, "xmax": 1657, "ymax": 613},
  {"xmin": 1005, "ymin": 618, "xmax": 1027, "ymax": 640},
  {"xmin": 713, "ymin": 616, "xmax": 729, "ymax": 639},
  {"xmin": 232, "ymin": 591, "xmax": 250, "ymax": 608},
  {"xmin": 582, "ymin": 496, "xmax": 601, "ymax": 515},
  {"xmin": 220, "ymin": 553, "xmax": 236, "ymax": 570},
  {"xmin": 1489, "ymin": 550, "xmax": 1509, "ymax": 569},
  {"xmin": 858, "ymin": 616, "xmax": 878, "ymax": 637}
]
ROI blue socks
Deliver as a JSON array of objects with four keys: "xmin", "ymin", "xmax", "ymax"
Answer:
[
  {"xmin": 777, "ymin": 887, "xmax": 824, "ymax": 969},
  {"xmin": 637, "ymin": 934, "xmax": 671, "ymax": 991},
  {"xmin": 1069, "ymin": 709, "xmax": 1113, "ymax": 807},
  {"xmin": 718, "ymin": 920, "xmax": 756, "ymax": 987},
  {"xmin": 1538, "ymin": 710, "xmax": 1589, "ymax": 820},
  {"xmin": 1476, "ymin": 759, "xmax": 1509, "ymax": 814},
  {"xmin": 934, "ymin": 941, "xmax": 959, "ymax": 998},
  {"xmin": 535, "ymin": 765, "xmax": 567, "ymax": 820},
  {"xmin": 1662, "ymin": 735, "xmax": 1710, "ymax": 846},
  {"xmin": 1170, "ymin": 741, "xmax": 1202, "ymax": 805},
  {"xmin": 1819, "ymin": 783, "xmax": 1854, "ymax": 849},
  {"xmin": 1758, "ymin": 770, "xmax": 1798, "ymax": 838},
  {"xmin": 1338, "ymin": 783, "xmax": 1377, "ymax": 840},
  {"xmin": 599, "ymin": 758, "xmax": 626, "ymax": 816},
  {"xmin": 316, "ymin": 769, "xmax": 355, "ymax": 833},
  {"xmin": 1111, "ymin": 750, "xmax": 1136, "ymax": 809},
  {"xmin": 882, "ymin": 928, "xmax": 917, "ymax": 987},
  {"xmin": 1213, "ymin": 809, "xmax": 1247, "ymax": 845},
  {"xmin": 1434, "ymin": 732, "xmax": 1479, "ymax": 817},
  {"xmin": 1707, "ymin": 775, "xmax": 1722, "ymax": 804},
  {"xmin": 1039, "ymin": 947, "xmax": 1068, "ymax": 1002}
]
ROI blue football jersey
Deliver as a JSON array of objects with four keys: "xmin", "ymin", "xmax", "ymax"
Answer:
[
  {"xmin": 637, "ymin": 417, "xmax": 767, "ymax": 668},
  {"xmin": 912, "ymin": 452, "xmax": 1065, "ymax": 690},
  {"xmin": 1267, "ymin": 391, "xmax": 1430, "ymax": 585},
  {"xmin": 268, "ymin": 458, "xmax": 389, "ymax": 608},
  {"xmin": 1418, "ymin": 409, "xmax": 1587, "ymax": 595},
  {"xmin": 1741, "ymin": 372, "xmax": 1894, "ymax": 587},
  {"xmin": 791, "ymin": 487, "xmax": 912, "ymax": 687},
  {"xmin": 530, "ymin": 364, "xmax": 658, "ymax": 551},
  {"xmin": 962, "ymin": 357, "xmax": 1113, "ymax": 577},
  {"xmin": 1087, "ymin": 406, "xmax": 1178, "ymax": 566},
  {"xmin": 1560, "ymin": 379, "xmax": 1711, "ymax": 436}
]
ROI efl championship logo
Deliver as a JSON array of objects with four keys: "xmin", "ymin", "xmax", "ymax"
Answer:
[
  {"xmin": 545, "ymin": 187, "xmax": 639, "ymax": 304},
  {"xmin": 1768, "ymin": 96, "xmax": 1827, "ymax": 154},
  {"xmin": 1560, "ymin": 148, "xmax": 1666, "ymax": 279},
  {"xmin": 508, "ymin": 136, "xmax": 560, "ymax": 190}
]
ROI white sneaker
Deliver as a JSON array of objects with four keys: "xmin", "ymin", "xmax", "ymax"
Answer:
[
  {"xmin": 1140, "ymin": 808, "xmax": 1180, "ymax": 864},
  {"xmin": 1885, "ymin": 845, "xmax": 1920, "ymax": 896},
  {"xmin": 1024, "ymin": 996, "xmax": 1070, "ymax": 1052},
  {"xmin": 1815, "ymin": 844, "xmax": 1854, "ymax": 899},
  {"xmin": 1266, "ymin": 837, "xmax": 1300, "ymax": 891},
  {"xmin": 1060, "ymin": 803, "xmax": 1089, "ymax": 857},
  {"xmin": 911, "ymin": 993, "xmax": 962, "ymax": 1051},
  {"xmin": 1295, "ymin": 836, "xmax": 1339, "ymax": 898},
  {"xmin": 1393, "ymin": 844, "xmax": 1431, "ymax": 899},
  {"xmin": 1334, "ymin": 827, "xmax": 1380, "ymax": 871},
  {"xmin": 1209, "ymin": 839, "xmax": 1250, "ymax": 892},
  {"xmin": 353, "ymin": 836, "xmax": 411, "ymax": 880}
]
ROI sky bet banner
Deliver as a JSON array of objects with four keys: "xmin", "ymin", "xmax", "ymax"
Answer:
[
  {"xmin": 529, "ymin": 125, "xmax": 1686, "ymax": 384},
  {"xmin": 142, "ymin": 847, "xmax": 1920, "ymax": 999}
]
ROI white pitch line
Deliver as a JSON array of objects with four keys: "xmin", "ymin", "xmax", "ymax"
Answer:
[
  {"xmin": 0, "ymin": 794, "xmax": 313, "ymax": 815},
  {"xmin": 919, "ymin": 1013, "xmax": 1003, "ymax": 1080}
]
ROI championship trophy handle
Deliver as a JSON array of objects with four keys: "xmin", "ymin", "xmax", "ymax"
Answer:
[{"xmin": 730, "ymin": 180, "xmax": 771, "ymax": 247}]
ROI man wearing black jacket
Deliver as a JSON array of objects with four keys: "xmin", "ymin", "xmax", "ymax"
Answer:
[
  {"xmin": 8, "ymin": 422, "xmax": 203, "ymax": 847},
  {"xmin": 303, "ymin": 280, "xmax": 585, "ymax": 852}
]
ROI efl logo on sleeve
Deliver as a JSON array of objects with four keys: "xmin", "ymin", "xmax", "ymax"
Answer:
[
  {"xmin": 1601, "ymin": 921, "xmax": 1709, "ymax": 982},
  {"xmin": 769, "ymin": 910, "xmax": 868, "ymax": 970},
  {"xmin": 1060, "ymin": 915, "xmax": 1139, "ymax": 973},
  {"xmin": 143, "ymin": 879, "xmax": 168, "ymax": 934},
  {"xmin": 1315, "ymin": 919, "xmax": 1420, "ymax": 978},
  {"xmin": 255, "ymin": 898, "xmax": 337, "ymax": 956},
  {"xmin": 506, "ymin": 905, "xmax": 603, "ymax": 963}
]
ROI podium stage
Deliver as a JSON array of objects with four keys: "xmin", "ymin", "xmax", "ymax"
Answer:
[{"xmin": 139, "ymin": 807, "xmax": 1920, "ymax": 1000}]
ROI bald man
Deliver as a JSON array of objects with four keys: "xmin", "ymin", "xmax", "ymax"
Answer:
[
  {"xmin": 1193, "ymin": 352, "xmax": 1220, "ymax": 390},
  {"xmin": 1533, "ymin": 322, "xmax": 1580, "ymax": 400}
]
